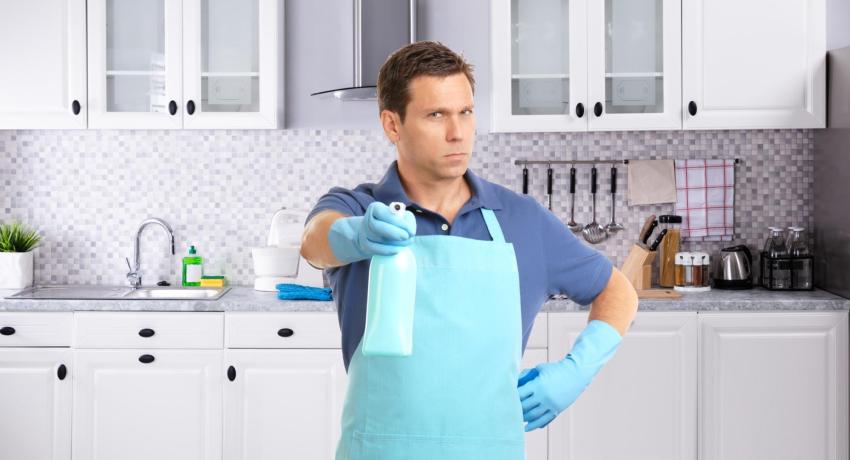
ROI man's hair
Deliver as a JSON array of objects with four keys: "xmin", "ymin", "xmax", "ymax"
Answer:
[{"xmin": 377, "ymin": 41, "xmax": 475, "ymax": 122}]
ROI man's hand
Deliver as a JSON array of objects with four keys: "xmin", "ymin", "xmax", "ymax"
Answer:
[
  {"xmin": 328, "ymin": 202, "xmax": 417, "ymax": 264},
  {"xmin": 518, "ymin": 319, "xmax": 623, "ymax": 431}
]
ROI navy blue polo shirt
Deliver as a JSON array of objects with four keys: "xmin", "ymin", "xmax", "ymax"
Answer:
[{"xmin": 307, "ymin": 161, "xmax": 613, "ymax": 372}]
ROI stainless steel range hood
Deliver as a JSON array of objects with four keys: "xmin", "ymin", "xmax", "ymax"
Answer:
[{"xmin": 311, "ymin": 0, "xmax": 416, "ymax": 101}]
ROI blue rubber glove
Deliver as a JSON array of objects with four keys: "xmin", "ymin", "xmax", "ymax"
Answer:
[
  {"xmin": 328, "ymin": 202, "xmax": 417, "ymax": 265},
  {"xmin": 518, "ymin": 319, "xmax": 623, "ymax": 431}
]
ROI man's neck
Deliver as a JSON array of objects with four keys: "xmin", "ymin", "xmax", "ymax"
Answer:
[{"xmin": 397, "ymin": 162, "xmax": 471, "ymax": 225}]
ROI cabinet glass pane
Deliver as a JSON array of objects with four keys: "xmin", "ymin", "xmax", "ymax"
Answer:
[
  {"xmin": 511, "ymin": 0, "xmax": 570, "ymax": 116},
  {"xmin": 200, "ymin": 0, "xmax": 260, "ymax": 113},
  {"xmin": 106, "ymin": 0, "xmax": 168, "ymax": 113},
  {"xmin": 604, "ymin": 0, "xmax": 663, "ymax": 114}
]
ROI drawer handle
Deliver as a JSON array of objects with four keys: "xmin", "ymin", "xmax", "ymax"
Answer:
[
  {"xmin": 0, "ymin": 326, "xmax": 15, "ymax": 336},
  {"xmin": 138, "ymin": 328, "xmax": 155, "ymax": 338},
  {"xmin": 227, "ymin": 365, "xmax": 236, "ymax": 382},
  {"xmin": 57, "ymin": 364, "xmax": 67, "ymax": 380},
  {"xmin": 139, "ymin": 354, "xmax": 155, "ymax": 364},
  {"xmin": 277, "ymin": 328, "xmax": 294, "ymax": 338}
]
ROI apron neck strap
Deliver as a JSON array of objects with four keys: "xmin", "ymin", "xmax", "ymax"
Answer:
[{"xmin": 480, "ymin": 208, "xmax": 506, "ymax": 243}]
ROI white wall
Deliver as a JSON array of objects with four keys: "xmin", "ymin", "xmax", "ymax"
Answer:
[{"xmin": 828, "ymin": 0, "xmax": 850, "ymax": 50}]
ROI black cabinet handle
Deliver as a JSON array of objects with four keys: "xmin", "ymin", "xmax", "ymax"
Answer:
[
  {"xmin": 688, "ymin": 101, "xmax": 697, "ymax": 116},
  {"xmin": 57, "ymin": 364, "xmax": 67, "ymax": 380},
  {"xmin": 187, "ymin": 100, "xmax": 196, "ymax": 115},
  {"xmin": 575, "ymin": 103, "xmax": 585, "ymax": 118},
  {"xmin": 594, "ymin": 102, "xmax": 603, "ymax": 117},
  {"xmin": 0, "ymin": 326, "xmax": 15, "ymax": 336},
  {"xmin": 71, "ymin": 100, "xmax": 81, "ymax": 115},
  {"xmin": 227, "ymin": 366, "xmax": 236, "ymax": 382},
  {"xmin": 138, "ymin": 354, "xmax": 155, "ymax": 364},
  {"xmin": 138, "ymin": 328, "xmax": 155, "ymax": 338},
  {"xmin": 168, "ymin": 100, "xmax": 177, "ymax": 115},
  {"xmin": 277, "ymin": 328, "xmax": 294, "ymax": 338}
]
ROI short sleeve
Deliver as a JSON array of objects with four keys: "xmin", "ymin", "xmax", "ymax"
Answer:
[
  {"xmin": 306, "ymin": 186, "xmax": 373, "ymax": 224},
  {"xmin": 539, "ymin": 204, "xmax": 613, "ymax": 305}
]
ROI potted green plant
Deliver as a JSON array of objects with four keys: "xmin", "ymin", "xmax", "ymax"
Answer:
[{"xmin": 0, "ymin": 221, "xmax": 42, "ymax": 289}]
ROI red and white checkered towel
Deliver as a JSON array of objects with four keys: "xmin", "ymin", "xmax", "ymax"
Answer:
[{"xmin": 674, "ymin": 159, "xmax": 735, "ymax": 241}]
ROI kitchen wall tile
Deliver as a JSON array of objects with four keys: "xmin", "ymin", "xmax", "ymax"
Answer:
[{"xmin": 0, "ymin": 129, "xmax": 812, "ymax": 287}]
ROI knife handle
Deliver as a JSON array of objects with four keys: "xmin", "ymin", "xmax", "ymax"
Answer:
[
  {"xmin": 649, "ymin": 228, "xmax": 668, "ymax": 251},
  {"xmin": 642, "ymin": 220, "xmax": 659, "ymax": 245},
  {"xmin": 569, "ymin": 167, "xmax": 576, "ymax": 194}
]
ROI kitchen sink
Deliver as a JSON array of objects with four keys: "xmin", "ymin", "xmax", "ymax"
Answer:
[
  {"xmin": 123, "ymin": 287, "xmax": 228, "ymax": 300},
  {"xmin": 6, "ymin": 285, "xmax": 230, "ymax": 301}
]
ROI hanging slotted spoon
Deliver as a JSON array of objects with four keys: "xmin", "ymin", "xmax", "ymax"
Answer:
[
  {"xmin": 583, "ymin": 166, "xmax": 608, "ymax": 244},
  {"xmin": 567, "ymin": 167, "xmax": 582, "ymax": 233},
  {"xmin": 605, "ymin": 166, "xmax": 625, "ymax": 234}
]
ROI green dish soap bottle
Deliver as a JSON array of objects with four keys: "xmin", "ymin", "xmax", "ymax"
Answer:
[{"xmin": 182, "ymin": 245, "xmax": 203, "ymax": 287}]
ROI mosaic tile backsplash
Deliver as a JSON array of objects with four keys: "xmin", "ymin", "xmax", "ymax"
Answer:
[{"xmin": 0, "ymin": 129, "xmax": 812, "ymax": 287}]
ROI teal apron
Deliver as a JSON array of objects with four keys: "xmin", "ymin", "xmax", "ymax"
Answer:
[{"xmin": 336, "ymin": 208, "xmax": 526, "ymax": 460}]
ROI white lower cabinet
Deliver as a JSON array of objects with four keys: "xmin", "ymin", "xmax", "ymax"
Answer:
[
  {"xmin": 523, "ymin": 347, "xmax": 549, "ymax": 460},
  {"xmin": 699, "ymin": 311, "xmax": 849, "ymax": 460},
  {"xmin": 223, "ymin": 349, "xmax": 347, "ymax": 460},
  {"xmin": 0, "ymin": 348, "xmax": 73, "ymax": 460},
  {"xmin": 547, "ymin": 312, "xmax": 698, "ymax": 460},
  {"xmin": 72, "ymin": 349, "xmax": 223, "ymax": 460}
]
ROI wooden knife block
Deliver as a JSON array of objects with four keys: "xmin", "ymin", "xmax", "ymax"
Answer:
[{"xmin": 620, "ymin": 244, "xmax": 656, "ymax": 290}]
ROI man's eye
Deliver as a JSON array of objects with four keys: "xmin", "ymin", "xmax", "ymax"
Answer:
[
  {"xmin": 429, "ymin": 112, "xmax": 443, "ymax": 118},
  {"xmin": 462, "ymin": 109, "xmax": 474, "ymax": 115}
]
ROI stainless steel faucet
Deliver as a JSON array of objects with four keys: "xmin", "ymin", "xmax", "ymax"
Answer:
[{"xmin": 126, "ymin": 218, "xmax": 175, "ymax": 288}]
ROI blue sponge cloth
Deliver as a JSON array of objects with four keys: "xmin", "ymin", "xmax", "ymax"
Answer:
[{"xmin": 276, "ymin": 283, "xmax": 333, "ymax": 301}]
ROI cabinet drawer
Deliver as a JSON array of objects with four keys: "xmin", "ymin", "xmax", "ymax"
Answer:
[
  {"xmin": 0, "ymin": 312, "xmax": 73, "ymax": 347},
  {"xmin": 226, "ymin": 312, "xmax": 341, "ymax": 349},
  {"xmin": 74, "ymin": 312, "xmax": 223, "ymax": 349}
]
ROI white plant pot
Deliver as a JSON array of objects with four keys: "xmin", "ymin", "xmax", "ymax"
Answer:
[{"xmin": 0, "ymin": 251, "xmax": 34, "ymax": 289}]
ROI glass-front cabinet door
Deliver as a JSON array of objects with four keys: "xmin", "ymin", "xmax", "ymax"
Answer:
[
  {"xmin": 491, "ymin": 0, "xmax": 588, "ymax": 132},
  {"xmin": 183, "ymin": 0, "xmax": 278, "ymax": 129},
  {"xmin": 587, "ymin": 0, "xmax": 681, "ymax": 130},
  {"xmin": 87, "ymin": 0, "xmax": 183, "ymax": 129}
]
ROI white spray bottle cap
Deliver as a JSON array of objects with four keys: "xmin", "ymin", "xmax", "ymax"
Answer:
[{"xmin": 389, "ymin": 202, "xmax": 406, "ymax": 216}]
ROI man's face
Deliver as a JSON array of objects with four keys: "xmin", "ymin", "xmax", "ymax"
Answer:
[{"xmin": 387, "ymin": 73, "xmax": 475, "ymax": 182}]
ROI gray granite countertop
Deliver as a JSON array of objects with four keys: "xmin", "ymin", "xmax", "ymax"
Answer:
[{"xmin": 1, "ymin": 286, "xmax": 849, "ymax": 313}]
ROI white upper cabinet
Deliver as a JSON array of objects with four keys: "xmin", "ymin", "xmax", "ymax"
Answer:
[
  {"xmin": 0, "ymin": 0, "xmax": 87, "ymax": 129},
  {"xmin": 87, "ymin": 0, "xmax": 183, "ymax": 129},
  {"xmin": 587, "ymin": 0, "xmax": 681, "ymax": 130},
  {"xmin": 182, "ymin": 0, "xmax": 279, "ymax": 129},
  {"xmin": 492, "ymin": 0, "xmax": 588, "ymax": 132},
  {"xmin": 682, "ymin": 0, "xmax": 826, "ymax": 129},
  {"xmin": 43, "ymin": 0, "xmax": 279, "ymax": 130}
]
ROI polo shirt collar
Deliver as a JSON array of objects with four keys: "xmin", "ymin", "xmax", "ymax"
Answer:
[{"xmin": 373, "ymin": 161, "xmax": 503, "ymax": 211}]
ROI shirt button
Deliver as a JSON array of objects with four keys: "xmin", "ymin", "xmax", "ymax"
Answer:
[{"xmin": 441, "ymin": 224, "xmax": 449, "ymax": 232}]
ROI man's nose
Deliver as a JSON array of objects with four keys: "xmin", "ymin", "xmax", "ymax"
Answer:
[{"xmin": 445, "ymin": 116, "xmax": 463, "ymax": 142}]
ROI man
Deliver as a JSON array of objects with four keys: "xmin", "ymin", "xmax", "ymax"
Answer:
[{"xmin": 301, "ymin": 41, "xmax": 638, "ymax": 460}]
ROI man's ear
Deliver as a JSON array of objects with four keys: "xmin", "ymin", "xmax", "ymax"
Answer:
[{"xmin": 380, "ymin": 109, "xmax": 402, "ymax": 144}]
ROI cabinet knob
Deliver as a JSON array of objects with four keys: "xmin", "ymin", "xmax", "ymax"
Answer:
[
  {"xmin": 277, "ymin": 328, "xmax": 294, "ymax": 338},
  {"xmin": 594, "ymin": 102, "xmax": 603, "ymax": 117},
  {"xmin": 71, "ymin": 100, "xmax": 81, "ymax": 115},
  {"xmin": 575, "ymin": 103, "xmax": 585, "ymax": 118},
  {"xmin": 138, "ymin": 354, "xmax": 155, "ymax": 364},
  {"xmin": 168, "ymin": 100, "xmax": 178, "ymax": 116},
  {"xmin": 227, "ymin": 366, "xmax": 236, "ymax": 382},
  {"xmin": 57, "ymin": 364, "xmax": 67, "ymax": 380},
  {"xmin": 187, "ymin": 100, "xmax": 196, "ymax": 115},
  {"xmin": 688, "ymin": 101, "xmax": 698, "ymax": 116},
  {"xmin": 138, "ymin": 328, "xmax": 155, "ymax": 338},
  {"xmin": 0, "ymin": 326, "xmax": 15, "ymax": 336}
]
